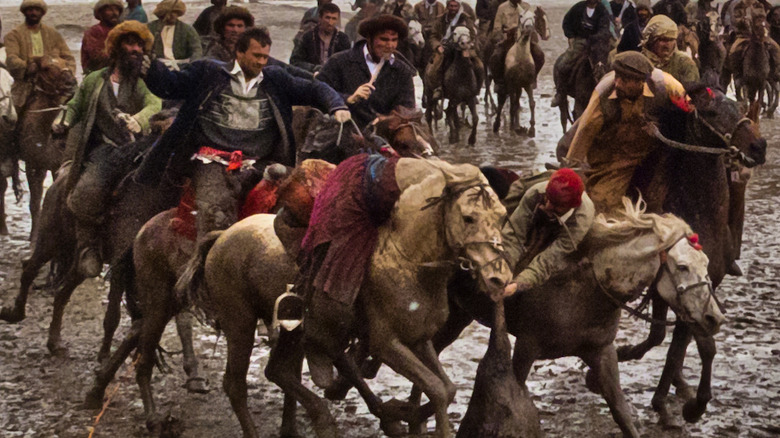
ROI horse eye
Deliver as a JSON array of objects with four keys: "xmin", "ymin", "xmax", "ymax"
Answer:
[{"xmin": 677, "ymin": 265, "xmax": 689, "ymax": 272}]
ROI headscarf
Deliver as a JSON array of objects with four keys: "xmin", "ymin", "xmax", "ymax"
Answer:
[
  {"xmin": 642, "ymin": 14, "xmax": 678, "ymax": 48},
  {"xmin": 546, "ymin": 168, "xmax": 584, "ymax": 210}
]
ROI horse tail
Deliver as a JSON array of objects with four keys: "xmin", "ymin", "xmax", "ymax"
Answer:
[{"xmin": 175, "ymin": 230, "xmax": 222, "ymax": 326}]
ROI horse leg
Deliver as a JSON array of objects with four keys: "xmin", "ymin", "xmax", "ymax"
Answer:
[
  {"xmin": 582, "ymin": 346, "xmax": 641, "ymax": 438},
  {"xmin": 266, "ymin": 328, "xmax": 336, "ymax": 438},
  {"xmin": 0, "ymin": 235, "xmax": 57, "ymax": 322},
  {"xmin": 446, "ymin": 103, "xmax": 459, "ymax": 145},
  {"xmin": 0, "ymin": 175, "xmax": 7, "ymax": 235},
  {"xmin": 220, "ymin": 305, "xmax": 262, "ymax": 438},
  {"xmin": 97, "ymin": 267, "xmax": 126, "ymax": 363},
  {"xmin": 681, "ymin": 333, "xmax": 716, "ymax": 423},
  {"xmin": 509, "ymin": 93, "xmax": 520, "ymax": 134},
  {"xmin": 493, "ymin": 92, "xmax": 507, "ymax": 133},
  {"xmin": 617, "ymin": 295, "xmax": 669, "ymax": 361},
  {"xmin": 526, "ymin": 86, "xmax": 536, "ymax": 138},
  {"xmin": 651, "ymin": 321, "xmax": 692, "ymax": 429},
  {"xmin": 46, "ymin": 267, "xmax": 86, "ymax": 355},
  {"xmin": 27, "ymin": 167, "xmax": 46, "ymax": 244},
  {"xmin": 84, "ymin": 319, "xmax": 142, "ymax": 409},
  {"xmin": 468, "ymin": 98, "xmax": 478, "ymax": 145},
  {"xmin": 176, "ymin": 311, "xmax": 209, "ymax": 393}
]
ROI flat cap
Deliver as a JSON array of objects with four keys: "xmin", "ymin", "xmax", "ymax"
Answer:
[{"xmin": 612, "ymin": 51, "xmax": 654, "ymax": 80}]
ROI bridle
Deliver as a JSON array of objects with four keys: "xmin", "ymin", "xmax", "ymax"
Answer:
[{"xmin": 370, "ymin": 114, "xmax": 434, "ymax": 157}]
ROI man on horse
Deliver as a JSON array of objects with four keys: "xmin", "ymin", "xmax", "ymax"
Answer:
[
  {"xmin": 192, "ymin": 0, "xmax": 226, "ymax": 38},
  {"xmin": 81, "ymin": 0, "xmax": 124, "ymax": 75},
  {"xmin": 203, "ymin": 6, "xmax": 253, "ymax": 62},
  {"xmin": 380, "ymin": 0, "xmax": 416, "ymax": 22},
  {"xmin": 51, "ymin": 21, "xmax": 161, "ymax": 277},
  {"xmin": 724, "ymin": 0, "xmax": 780, "ymax": 86},
  {"xmin": 5, "ymin": 0, "xmax": 76, "ymax": 113},
  {"xmin": 414, "ymin": 0, "xmax": 446, "ymax": 39},
  {"xmin": 641, "ymin": 14, "xmax": 700, "ymax": 84},
  {"xmin": 501, "ymin": 168, "xmax": 595, "ymax": 297},
  {"xmin": 653, "ymin": 0, "xmax": 689, "ymax": 25},
  {"xmin": 290, "ymin": 3, "xmax": 351, "ymax": 73},
  {"xmin": 134, "ymin": 27, "xmax": 350, "ymax": 241},
  {"xmin": 318, "ymin": 15, "xmax": 416, "ymax": 129},
  {"xmin": 491, "ymin": 0, "xmax": 545, "ymax": 89},
  {"xmin": 147, "ymin": 0, "xmax": 202, "ymax": 70},
  {"xmin": 429, "ymin": 0, "xmax": 485, "ymax": 99},
  {"xmin": 565, "ymin": 51, "xmax": 689, "ymax": 213},
  {"xmin": 551, "ymin": 0, "xmax": 612, "ymax": 108}
]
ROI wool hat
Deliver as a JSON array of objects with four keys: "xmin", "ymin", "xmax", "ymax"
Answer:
[
  {"xmin": 546, "ymin": 168, "xmax": 584, "ymax": 210},
  {"xmin": 104, "ymin": 19, "xmax": 154, "ymax": 55},
  {"xmin": 612, "ymin": 51, "xmax": 654, "ymax": 80},
  {"xmin": 19, "ymin": 0, "xmax": 47, "ymax": 14},
  {"xmin": 358, "ymin": 14, "xmax": 408, "ymax": 40},
  {"xmin": 214, "ymin": 6, "xmax": 254, "ymax": 36},
  {"xmin": 93, "ymin": 0, "xmax": 123, "ymax": 18},
  {"xmin": 153, "ymin": 0, "xmax": 186, "ymax": 19}
]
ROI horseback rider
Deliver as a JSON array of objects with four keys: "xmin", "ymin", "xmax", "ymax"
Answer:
[
  {"xmin": 491, "ymin": 0, "xmax": 546, "ymax": 90},
  {"xmin": 641, "ymin": 14, "xmax": 700, "ymax": 84},
  {"xmin": 147, "ymin": 0, "xmax": 202, "ymax": 70},
  {"xmin": 290, "ymin": 3, "xmax": 351, "ymax": 73},
  {"xmin": 81, "ymin": 0, "xmax": 124, "ymax": 75},
  {"xmin": 192, "ymin": 0, "xmax": 226, "ymax": 38},
  {"xmin": 429, "ymin": 0, "xmax": 485, "ymax": 99},
  {"xmin": 501, "ymin": 168, "xmax": 595, "ymax": 297},
  {"xmin": 551, "ymin": 0, "xmax": 612, "ymax": 108},
  {"xmin": 724, "ymin": 0, "xmax": 780, "ymax": 85},
  {"xmin": 51, "ymin": 21, "xmax": 162, "ymax": 277},
  {"xmin": 685, "ymin": 0, "xmax": 718, "ymax": 27},
  {"xmin": 609, "ymin": 0, "xmax": 637, "ymax": 31},
  {"xmin": 565, "ymin": 51, "xmax": 689, "ymax": 214},
  {"xmin": 5, "ymin": 0, "xmax": 76, "ymax": 113},
  {"xmin": 134, "ymin": 27, "xmax": 350, "ymax": 241},
  {"xmin": 120, "ymin": 0, "xmax": 148, "ymax": 23},
  {"xmin": 475, "ymin": 0, "xmax": 499, "ymax": 35},
  {"xmin": 317, "ymin": 14, "xmax": 416, "ymax": 129},
  {"xmin": 380, "ymin": 0, "xmax": 416, "ymax": 22},
  {"xmin": 413, "ymin": 0, "xmax": 446, "ymax": 39}
]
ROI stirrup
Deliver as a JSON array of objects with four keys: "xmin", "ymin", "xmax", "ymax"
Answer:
[{"xmin": 272, "ymin": 284, "xmax": 304, "ymax": 333}]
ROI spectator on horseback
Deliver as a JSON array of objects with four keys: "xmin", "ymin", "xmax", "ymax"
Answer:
[
  {"xmin": 609, "ymin": 0, "xmax": 637, "ymax": 31},
  {"xmin": 290, "ymin": 3, "xmax": 351, "ymax": 73},
  {"xmin": 119, "ymin": 0, "xmax": 147, "ymax": 23},
  {"xmin": 203, "ymin": 5, "xmax": 253, "ymax": 62},
  {"xmin": 301, "ymin": 0, "xmax": 334, "ymax": 27},
  {"xmin": 5, "ymin": 0, "xmax": 76, "ymax": 113},
  {"xmin": 550, "ymin": 0, "xmax": 612, "ymax": 108},
  {"xmin": 380, "ymin": 0, "xmax": 415, "ymax": 22},
  {"xmin": 429, "ymin": 0, "xmax": 484, "ymax": 99},
  {"xmin": 51, "ymin": 21, "xmax": 162, "ymax": 277},
  {"xmin": 501, "ymin": 168, "xmax": 595, "ymax": 297},
  {"xmin": 318, "ymin": 14, "xmax": 416, "ymax": 129},
  {"xmin": 491, "ymin": 0, "xmax": 546, "ymax": 90},
  {"xmin": 685, "ymin": 0, "xmax": 718, "ymax": 27},
  {"xmin": 192, "ymin": 0, "xmax": 225, "ymax": 37},
  {"xmin": 134, "ymin": 27, "xmax": 351, "ymax": 242},
  {"xmin": 724, "ymin": 0, "xmax": 780, "ymax": 84},
  {"xmin": 475, "ymin": 0, "xmax": 499, "ymax": 35},
  {"xmin": 565, "ymin": 51, "xmax": 689, "ymax": 213},
  {"xmin": 413, "ymin": 0, "xmax": 446, "ymax": 39},
  {"xmin": 81, "ymin": 0, "xmax": 124, "ymax": 75},
  {"xmin": 652, "ymin": 0, "xmax": 688, "ymax": 26},
  {"xmin": 147, "ymin": 0, "xmax": 201, "ymax": 70},
  {"xmin": 641, "ymin": 14, "xmax": 700, "ymax": 84}
]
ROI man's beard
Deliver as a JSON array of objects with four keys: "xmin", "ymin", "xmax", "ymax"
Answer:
[
  {"xmin": 117, "ymin": 50, "xmax": 143, "ymax": 81},
  {"xmin": 24, "ymin": 16, "xmax": 41, "ymax": 26}
]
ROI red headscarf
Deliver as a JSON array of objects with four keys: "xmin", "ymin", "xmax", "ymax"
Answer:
[{"xmin": 546, "ymin": 168, "xmax": 584, "ymax": 210}]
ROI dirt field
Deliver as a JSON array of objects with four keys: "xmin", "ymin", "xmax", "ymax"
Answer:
[{"xmin": 0, "ymin": 1, "xmax": 778, "ymax": 437}]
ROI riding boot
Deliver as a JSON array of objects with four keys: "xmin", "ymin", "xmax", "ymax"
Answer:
[
  {"xmin": 303, "ymin": 290, "xmax": 354, "ymax": 389},
  {"xmin": 75, "ymin": 221, "xmax": 103, "ymax": 278}
]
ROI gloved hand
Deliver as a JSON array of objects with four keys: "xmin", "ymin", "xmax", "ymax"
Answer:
[
  {"xmin": 116, "ymin": 112, "xmax": 142, "ymax": 134},
  {"xmin": 333, "ymin": 110, "xmax": 352, "ymax": 124}
]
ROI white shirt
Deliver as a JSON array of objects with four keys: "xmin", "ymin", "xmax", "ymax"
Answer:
[
  {"xmin": 230, "ymin": 61, "xmax": 263, "ymax": 96},
  {"xmin": 161, "ymin": 24, "xmax": 176, "ymax": 59},
  {"xmin": 362, "ymin": 44, "xmax": 394, "ymax": 77}
]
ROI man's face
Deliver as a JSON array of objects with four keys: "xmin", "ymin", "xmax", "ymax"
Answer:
[
  {"xmin": 98, "ymin": 5, "xmax": 122, "ymax": 27},
  {"xmin": 163, "ymin": 11, "xmax": 181, "ymax": 25},
  {"xmin": 22, "ymin": 7, "xmax": 44, "ymax": 26},
  {"xmin": 447, "ymin": 1, "xmax": 460, "ymax": 16},
  {"xmin": 320, "ymin": 12, "xmax": 339, "ymax": 33},
  {"xmin": 117, "ymin": 34, "xmax": 145, "ymax": 76},
  {"xmin": 223, "ymin": 18, "xmax": 246, "ymax": 44},
  {"xmin": 369, "ymin": 30, "xmax": 399, "ymax": 59},
  {"xmin": 236, "ymin": 38, "xmax": 270, "ymax": 78},
  {"xmin": 637, "ymin": 8, "xmax": 651, "ymax": 24},
  {"xmin": 650, "ymin": 37, "xmax": 676, "ymax": 58},
  {"xmin": 614, "ymin": 73, "xmax": 645, "ymax": 100}
]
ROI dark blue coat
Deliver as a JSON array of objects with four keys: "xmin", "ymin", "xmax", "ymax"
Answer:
[{"xmin": 135, "ymin": 59, "xmax": 347, "ymax": 184}]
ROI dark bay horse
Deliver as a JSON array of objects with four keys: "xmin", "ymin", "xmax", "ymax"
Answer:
[
  {"xmin": 696, "ymin": 12, "xmax": 726, "ymax": 88},
  {"xmin": 557, "ymin": 32, "xmax": 612, "ymax": 133},
  {"xmin": 436, "ymin": 26, "xmax": 481, "ymax": 145}
]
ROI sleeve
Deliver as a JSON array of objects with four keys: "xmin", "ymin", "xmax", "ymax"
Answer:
[
  {"xmin": 80, "ymin": 28, "xmax": 110, "ymax": 72},
  {"xmin": 562, "ymin": 5, "xmax": 578, "ymax": 39},
  {"xmin": 335, "ymin": 33, "xmax": 352, "ymax": 55},
  {"xmin": 476, "ymin": 0, "xmax": 490, "ymax": 20},
  {"xmin": 187, "ymin": 25, "xmax": 203, "ymax": 60},
  {"xmin": 273, "ymin": 67, "xmax": 348, "ymax": 113},
  {"xmin": 396, "ymin": 69, "xmax": 416, "ymax": 109},
  {"xmin": 131, "ymin": 80, "xmax": 163, "ymax": 132},
  {"xmin": 5, "ymin": 30, "xmax": 28, "ymax": 80},
  {"xmin": 52, "ymin": 30, "xmax": 77, "ymax": 74},
  {"xmin": 143, "ymin": 58, "xmax": 203, "ymax": 100},
  {"xmin": 679, "ymin": 56, "xmax": 701, "ymax": 84},
  {"xmin": 289, "ymin": 35, "xmax": 318, "ymax": 72},
  {"xmin": 317, "ymin": 56, "xmax": 353, "ymax": 102},
  {"xmin": 192, "ymin": 8, "xmax": 210, "ymax": 36},
  {"xmin": 500, "ymin": 188, "xmax": 537, "ymax": 272},
  {"xmin": 566, "ymin": 90, "xmax": 604, "ymax": 165},
  {"xmin": 491, "ymin": 8, "xmax": 505, "ymax": 41},
  {"xmin": 430, "ymin": 18, "xmax": 444, "ymax": 49},
  {"xmin": 62, "ymin": 75, "xmax": 91, "ymax": 126},
  {"xmin": 515, "ymin": 197, "xmax": 595, "ymax": 287}
]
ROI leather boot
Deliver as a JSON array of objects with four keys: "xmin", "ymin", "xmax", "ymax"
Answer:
[
  {"xmin": 303, "ymin": 292, "xmax": 354, "ymax": 389},
  {"xmin": 75, "ymin": 223, "xmax": 103, "ymax": 278}
]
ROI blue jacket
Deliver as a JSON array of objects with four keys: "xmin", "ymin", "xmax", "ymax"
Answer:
[{"xmin": 135, "ymin": 59, "xmax": 348, "ymax": 185}]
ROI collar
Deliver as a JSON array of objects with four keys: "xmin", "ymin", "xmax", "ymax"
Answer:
[
  {"xmin": 608, "ymin": 82, "xmax": 654, "ymax": 99},
  {"xmin": 557, "ymin": 208, "xmax": 575, "ymax": 224},
  {"xmin": 230, "ymin": 60, "xmax": 263, "ymax": 89},
  {"xmin": 363, "ymin": 44, "xmax": 395, "ymax": 65}
]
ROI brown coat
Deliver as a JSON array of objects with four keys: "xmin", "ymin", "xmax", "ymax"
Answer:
[{"xmin": 413, "ymin": 0, "xmax": 446, "ymax": 35}]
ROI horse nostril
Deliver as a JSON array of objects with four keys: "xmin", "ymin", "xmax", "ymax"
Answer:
[
  {"xmin": 488, "ymin": 277, "xmax": 505, "ymax": 289},
  {"xmin": 704, "ymin": 314, "xmax": 722, "ymax": 333}
]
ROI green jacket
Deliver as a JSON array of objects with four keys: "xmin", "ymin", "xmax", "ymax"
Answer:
[
  {"xmin": 62, "ymin": 68, "xmax": 162, "ymax": 189},
  {"xmin": 642, "ymin": 48, "xmax": 700, "ymax": 84},
  {"xmin": 501, "ymin": 181, "xmax": 595, "ymax": 287},
  {"xmin": 147, "ymin": 20, "xmax": 202, "ymax": 61}
]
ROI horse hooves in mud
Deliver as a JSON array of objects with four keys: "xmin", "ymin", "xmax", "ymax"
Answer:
[
  {"xmin": 527, "ymin": 126, "xmax": 536, "ymax": 138},
  {"xmin": 513, "ymin": 126, "xmax": 528, "ymax": 136},
  {"xmin": 682, "ymin": 397, "xmax": 708, "ymax": 423},
  {"xmin": 147, "ymin": 413, "xmax": 184, "ymax": 438},
  {"xmin": 183, "ymin": 376, "xmax": 210, "ymax": 394},
  {"xmin": 0, "ymin": 306, "xmax": 25, "ymax": 323}
]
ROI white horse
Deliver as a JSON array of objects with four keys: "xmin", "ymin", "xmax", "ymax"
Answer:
[{"xmin": 0, "ymin": 59, "xmax": 19, "ymax": 235}]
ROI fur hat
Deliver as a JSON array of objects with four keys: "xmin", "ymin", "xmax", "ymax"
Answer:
[
  {"xmin": 93, "ymin": 0, "xmax": 123, "ymax": 18},
  {"xmin": 153, "ymin": 0, "xmax": 186, "ymax": 19},
  {"xmin": 104, "ymin": 20, "xmax": 154, "ymax": 56},
  {"xmin": 358, "ymin": 14, "xmax": 408, "ymax": 40},
  {"xmin": 19, "ymin": 0, "xmax": 47, "ymax": 14},
  {"xmin": 546, "ymin": 168, "xmax": 584, "ymax": 210},
  {"xmin": 612, "ymin": 51, "xmax": 654, "ymax": 80},
  {"xmin": 213, "ymin": 6, "xmax": 254, "ymax": 36}
]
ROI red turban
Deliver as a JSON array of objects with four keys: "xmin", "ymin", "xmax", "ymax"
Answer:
[{"xmin": 546, "ymin": 168, "xmax": 584, "ymax": 210}]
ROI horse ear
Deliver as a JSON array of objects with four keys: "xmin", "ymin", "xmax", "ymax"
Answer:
[{"xmin": 747, "ymin": 99, "xmax": 761, "ymax": 124}]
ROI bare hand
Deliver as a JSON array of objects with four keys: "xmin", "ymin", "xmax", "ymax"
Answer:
[
  {"xmin": 140, "ymin": 54, "xmax": 151, "ymax": 77},
  {"xmin": 333, "ymin": 110, "xmax": 352, "ymax": 123},
  {"xmin": 437, "ymin": 45, "xmax": 444, "ymax": 54},
  {"xmin": 347, "ymin": 83, "xmax": 375, "ymax": 104},
  {"xmin": 26, "ymin": 60, "xmax": 39, "ymax": 76},
  {"xmin": 51, "ymin": 122, "xmax": 68, "ymax": 135},
  {"xmin": 116, "ymin": 112, "xmax": 142, "ymax": 134}
]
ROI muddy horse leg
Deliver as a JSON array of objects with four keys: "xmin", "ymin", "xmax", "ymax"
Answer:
[
  {"xmin": 176, "ymin": 311, "xmax": 209, "ymax": 394},
  {"xmin": 446, "ymin": 102, "xmax": 459, "ymax": 145},
  {"xmin": 582, "ymin": 345, "xmax": 641, "ymax": 438},
  {"xmin": 651, "ymin": 321, "xmax": 692, "ymax": 429},
  {"xmin": 97, "ymin": 268, "xmax": 126, "ymax": 363},
  {"xmin": 26, "ymin": 167, "xmax": 46, "ymax": 244},
  {"xmin": 84, "ymin": 319, "xmax": 142, "ymax": 409},
  {"xmin": 467, "ymin": 97, "xmax": 478, "ymax": 145},
  {"xmin": 0, "ymin": 234, "xmax": 59, "ymax": 322},
  {"xmin": 46, "ymin": 267, "xmax": 86, "ymax": 355},
  {"xmin": 0, "ymin": 175, "xmax": 7, "ymax": 235},
  {"xmin": 682, "ymin": 333, "xmax": 716, "ymax": 423},
  {"xmin": 617, "ymin": 294, "xmax": 669, "ymax": 361},
  {"xmin": 526, "ymin": 86, "xmax": 536, "ymax": 137},
  {"xmin": 493, "ymin": 92, "xmax": 507, "ymax": 133}
]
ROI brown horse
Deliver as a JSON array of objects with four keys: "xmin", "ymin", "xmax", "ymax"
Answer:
[
  {"xmin": 492, "ymin": 18, "xmax": 539, "ymax": 137},
  {"xmin": 16, "ymin": 56, "xmax": 77, "ymax": 243}
]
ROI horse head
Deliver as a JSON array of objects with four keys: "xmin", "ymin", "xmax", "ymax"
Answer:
[
  {"xmin": 533, "ymin": 6, "xmax": 550, "ymax": 41},
  {"xmin": 688, "ymin": 85, "xmax": 766, "ymax": 166},
  {"xmin": 431, "ymin": 170, "xmax": 511, "ymax": 299},
  {"xmin": 370, "ymin": 106, "xmax": 437, "ymax": 157},
  {"xmin": 0, "ymin": 68, "xmax": 17, "ymax": 129},
  {"xmin": 587, "ymin": 33, "xmax": 612, "ymax": 82},
  {"xmin": 35, "ymin": 56, "xmax": 77, "ymax": 98},
  {"xmin": 407, "ymin": 20, "xmax": 425, "ymax": 48},
  {"xmin": 657, "ymin": 233, "xmax": 725, "ymax": 335},
  {"xmin": 452, "ymin": 26, "xmax": 473, "ymax": 53}
]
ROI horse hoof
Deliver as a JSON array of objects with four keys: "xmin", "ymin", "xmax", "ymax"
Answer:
[
  {"xmin": 46, "ymin": 340, "xmax": 68, "ymax": 357},
  {"xmin": 0, "ymin": 224, "xmax": 8, "ymax": 235},
  {"xmin": 380, "ymin": 419, "xmax": 406, "ymax": 437},
  {"xmin": 676, "ymin": 385, "xmax": 697, "ymax": 401},
  {"xmin": 658, "ymin": 407, "xmax": 683, "ymax": 430},
  {"xmin": 514, "ymin": 127, "xmax": 527, "ymax": 135},
  {"xmin": 0, "ymin": 306, "xmax": 25, "ymax": 323},
  {"xmin": 323, "ymin": 380, "xmax": 352, "ymax": 401},
  {"xmin": 311, "ymin": 414, "xmax": 338, "ymax": 438},
  {"xmin": 183, "ymin": 376, "xmax": 210, "ymax": 394},
  {"xmin": 528, "ymin": 127, "xmax": 536, "ymax": 138},
  {"xmin": 492, "ymin": 122, "xmax": 500, "ymax": 133},
  {"xmin": 96, "ymin": 349, "xmax": 110, "ymax": 365},
  {"xmin": 82, "ymin": 387, "xmax": 105, "ymax": 410},
  {"xmin": 585, "ymin": 368, "xmax": 601, "ymax": 395},
  {"xmin": 468, "ymin": 136, "xmax": 476, "ymax": 145},
  {"xmin": 682, "ymin": 399, "xmax": 706, "ymax": 423}
]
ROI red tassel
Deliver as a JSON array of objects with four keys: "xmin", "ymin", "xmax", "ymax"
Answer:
[
  {"xmin": 706, "ymin": 87, "xmax": 715, "ymax": 98},
  {"xmin": 688, "ymin": 233, "xmax": 699, "ymax": 244},
  {"xmin": 227, "ymin": 150, "xmax": 243, "ymax": 172}
]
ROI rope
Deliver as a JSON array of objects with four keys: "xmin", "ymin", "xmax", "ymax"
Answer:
[
  {"xmin": 644, "ymin": 123, "xmax": 731, "ymax": 155},
  {"xmin": 87, "ymin": 355, "xmax": 140, "ymax": 438},
  {"xmin": 26, "ymin": 104, "xmax": 66, "ymax": 114}
]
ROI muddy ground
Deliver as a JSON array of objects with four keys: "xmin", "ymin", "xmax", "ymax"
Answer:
[{"xmin": 1, "ymin": 1, "xmax": 779, "ymax": 437}]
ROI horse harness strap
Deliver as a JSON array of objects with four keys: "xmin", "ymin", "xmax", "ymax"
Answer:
[{"xmin": 592, "ymin": 266, "xmax": 677, "ymax": 326}]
